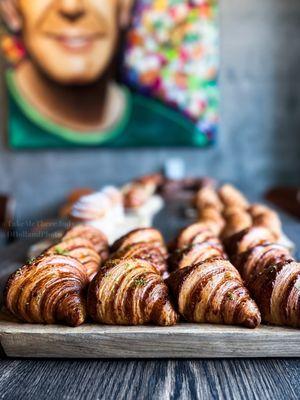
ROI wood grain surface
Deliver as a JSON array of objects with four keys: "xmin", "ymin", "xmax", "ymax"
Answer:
[
  {"xmin": 1, "ymin": 311, "xmax": 300, "ymax": 358},
  {"xmin": 0, "ymin": 358, "xmax": 299, "ymax": 400},
  {"xmin": 0, "ymin": 209, "xmax": 299, "ymax": 399}
]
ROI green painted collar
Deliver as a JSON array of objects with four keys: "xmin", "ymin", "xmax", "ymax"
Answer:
[{"xmin": 6, "ymin": 69, "xmax": 132, "ymax": 145}]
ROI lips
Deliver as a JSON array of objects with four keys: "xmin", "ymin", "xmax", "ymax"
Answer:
[{"xmin": 46, "ymin": 32, "xmax": 104, "ymax": 52}]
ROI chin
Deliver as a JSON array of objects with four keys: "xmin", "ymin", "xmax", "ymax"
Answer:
[
  {"xmin": 29, "ymin": 43, "xmax": 113, "ymax": 86},
  {"xmin": 47, "ymin": 69, "xmax": 104, "ymax": 86}
]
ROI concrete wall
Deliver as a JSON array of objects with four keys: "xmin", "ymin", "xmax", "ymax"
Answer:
[{"xmin": 0, "ymin": 0, "xmax": 299, "ymax": 221}]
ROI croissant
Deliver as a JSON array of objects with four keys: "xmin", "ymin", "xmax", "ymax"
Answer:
[
  {"xmin": 167, "ymin": 259, "xmax": 261, "ymax": 328},
  {"xmin": 217, "ymin": 185, "xmax": 283, "ymax": 242},
  {"xmin": 137, "ymin": 173, "xmax": 164, "ymax": 187},
  {"xmin": 62, "ymin": 224, "xmax": 109, "ymax": 260},
  {"xmin": 111, "ymin": 228, "xmax": 164, "ymax": 253},
  {"xmin": 168, "ymin": 223, "xmax": 261, "ymax": 328},
  {"xmin": 194, "ymin": 186, "xmax": 223, "ymax": 212},
  {"xmin": 225, "ymin": 226, "xmax": 276, "ymax": 257},
  {"xmin": 168, "ymin": 241, "xmax": 226, "ymax": 272},
  {"xmin": 173, "ymin": 223, "xmax": 221, "ymax": 251},
  {"xmin": 197, "ymin": 206, "xmax": 225, "ymax": 236},
  {"xmin": 221, "ymin": 207, "xmax": 253, "ymax": 239},
  {"xmin": 248, "ymin": 204, "xmax": 282, "ymax": 240},
  {"xmin": 122, "ymin": 173, "xmax": 163, "ymax": 209},
  {"xmin": 88, "ymin": 259, "xmax": 178, "ymax": 326},
  {"xmin": 45, "ymin": 237, "xmax": 101, "ymax": 281},
  {"xmin": 225, "ymin": 227, "xmax": 300, "ymax": 327},
  {"xmin": 111, "ymin": 228, "xmax": 168, "ymax": 275},
  {"xmin": 69, "ymin": 187, "xmax": 123, "ymax": 227},
  {"xmin": 218, "ymin": 184, "xmax": 249, "ymax": 209},
  {"xmin": 111, "ymin": 242, "xmax": 168, "ymax": 275},
  {"xmin": 4, "ymin": 255, "xmax": 88, "ymax": 326}
]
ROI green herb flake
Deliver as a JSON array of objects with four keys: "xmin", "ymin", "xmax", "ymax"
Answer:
[
  {"xmin": 227, "ymin": 292, "xmax": 235, "ymax": 301},
  {"xmin": 54, "ymin": 246, "xmax": 69, "ymax": 256},
  {"xmin": 14, "ymin": 268, "xmax": 23, "ymax": 277},
  {"xmin": 133, "ymin": 278, "xmax": 146, "ymax": 287}
]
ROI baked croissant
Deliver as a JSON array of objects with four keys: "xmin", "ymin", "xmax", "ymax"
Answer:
[
  {"xmin": 173, "ymin": 222, "xmax": 221, "ymax": 250},
  {"xmin": 248, "ymin": 204, "xmax": 282, "ymax": 240},
  {"xmin": 168, "ymin": 241, "xmax": 226, "ymax": 271},
  {"xmin": 168, "ymin": 223, "xmax": 261, "ymax": 328},
  {"xmin": 197, "ymin": 206, "xmax": 225, "ymax": 236},
  {"xmin": 218, "ymin": 184, "xmax": 249, "ymax": 209},
  {"xmin": 70, "ymin": 187, "xmax": 123, "ymax": 222},
  {"xmin": 225, "ymin": 227, "xmax": 300, "ymax": 327},
  {"xmin": 111, "ymin": 228, "xmax": 168, "ymax": 275},
  {"xmin": 194, "ymin": 186, "xmax": 223, "ymax": 212},
  {"xmin": 62, "ymin": 224, "xmax": 109, "ymax": 260},
  {"xmin": 111, "ymin": 241, "xmax": 168, "ymax": 275},
  {"xmin": 225, "ymin": 226, "xmax": 276, "ymax": 257},
  {"xmin": 88, "ymin": 259, "xmax": 178, "ymax": 326},
  {"xmin": 4, "ymin": 255, "xmax": 88, "ymax": 326},
  {"xmin": 111, "ymin": 227, "xmax": 164, "ymax": 253},
  {"xmin": 167, "ymin": 259, "xmax": 261, "ymax": 328},
  {"xmin": 45, "ymin": 237, "xmax": 101, "ymax": 281},
  {"xmin": 122, "ymin": 173, "xmax": 163, "ymax": 209},
  {"xmin": 221, "ymin": 207, "xmax": 253, "ymax": 239}
]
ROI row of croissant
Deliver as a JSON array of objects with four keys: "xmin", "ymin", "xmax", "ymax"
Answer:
[{"xmin": 3, "ymin": 184, "xmax": 300, "ymax": 328}]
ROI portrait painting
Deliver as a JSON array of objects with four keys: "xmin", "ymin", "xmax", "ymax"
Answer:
[{"xmin": 0, "ymin": 0, "xmax": 219, "ymax": 148}]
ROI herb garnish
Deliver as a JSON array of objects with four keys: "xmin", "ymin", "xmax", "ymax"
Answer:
[
  {"xmin": 227, "ymin": 292, "xmax": 234, "ymax": 301},
  {"xmin": 55, "ymin": 246, "xmax": 69, "ymax": 256},
  {"xmin": 133, "ymin": 278, "xmax": 146, "ymax": 287}
]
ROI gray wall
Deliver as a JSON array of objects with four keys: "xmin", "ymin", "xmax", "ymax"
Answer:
[{"xmin": 0, "ymin": 0, "xmax": 300, "ymax": 221}]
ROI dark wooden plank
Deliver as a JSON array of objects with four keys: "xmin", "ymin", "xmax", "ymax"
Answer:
[{"xmin": 0, "ymin": 359, "xmax": 299, "ymax": 400}]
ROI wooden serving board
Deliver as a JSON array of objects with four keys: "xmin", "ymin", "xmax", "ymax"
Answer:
[{"xmin": 1, "ymin": 311, "xmax": 299, "ymax": 358}]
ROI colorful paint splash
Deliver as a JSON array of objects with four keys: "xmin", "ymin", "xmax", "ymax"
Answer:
[
  {"xmin": 0, "ymin": 26, "xmax": 25, "ymax": 65},
  {"xmin": 123, "ymin": 0, "xmax": 219, "ymax": 142}
]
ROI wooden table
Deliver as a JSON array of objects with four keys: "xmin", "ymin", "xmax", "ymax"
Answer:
[{"xmin": 0, "ymin": 206, "xmax": 299, "ymax": 400}]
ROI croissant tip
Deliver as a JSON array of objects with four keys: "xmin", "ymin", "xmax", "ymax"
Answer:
[
  {"xmin": 65, "ymin": 307, "xmax": 86, "ymax": 327},
  {"xmin": 243, "ymin": 316, "xmax": 261, "ymax": 329},
  {"xmin": 240, "ymin": 308, "xmax": 262, "ymax": 329}
]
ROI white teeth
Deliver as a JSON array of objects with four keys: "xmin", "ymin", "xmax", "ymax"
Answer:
[{"xmin": 63, "ymin": 37, "xmax": 89, "ymax": 48}]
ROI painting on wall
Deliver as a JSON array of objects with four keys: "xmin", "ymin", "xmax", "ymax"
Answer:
[{"xmin": 0, "ymin": 0, "xmax": 219, "ymax": 149}]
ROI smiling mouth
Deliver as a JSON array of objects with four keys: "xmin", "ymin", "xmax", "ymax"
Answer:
[{"xmin": 47, "ymin": 33, "xmax": 104, "ymax": 51}]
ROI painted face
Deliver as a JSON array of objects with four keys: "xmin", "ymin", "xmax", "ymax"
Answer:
[{"xmin": 18, "ymin": 0, "xmax": 119, "ymax": 84}]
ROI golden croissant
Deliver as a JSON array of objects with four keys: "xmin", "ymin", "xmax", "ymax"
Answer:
[
  {"xmin": 195, "ymin": 184, "xmax": 282, "ymax": 242},
  {"xmin": 194, "ymin": 186, "xmax": 223, "ymax": 212},
  {"xmin": 221, "ymin": 207, "xmax": 253, "ymax": 239},
  {"xmin": 167, "ymin": 259, "xmax": 261, "ymax": 328},
  {"xmin": 122, "ymin": 173, "xmax": 163, "ymax": 209},
  {"xmin": 168, "ymin": 241, "xmax": 226, "ymax": 272},
  {"xmin": 111, "ymin": 228, "xmax": 168, "ymax": 275},
  {"xmin": 197, "ymin": 206, "xmax": 225, "ymax": 236},
  {"xmin": 225, "ymin": 227, "xmax": 300, "ymax": 327},
  {"xmin": 167, "ymin": 223, "xmax": 261, "ymax": 328},
  {"xmin": 88, "ymin": 259, "xmax": 178, "ymax": 326},
  {"xmin": 173, "ymin": 222, "xmax": 221, "ymax": 250},
  {"xmin": 248, "ymin": 204, "xmax": 282, "ymax": 240},
  {"xmin": 62, "ymin": 224, "xmax": 109, "ymax": 260},
  {"xmin": 4, "ymin": 255, "xmax": 88, "ymax": 327},
  {"xmin": 218, "ymin": 184, "xmax": 249, "ymax": 209},
  {"xmin": 111, "ymin": 241, "xmax": 168, "ymax": 275},
  {"xmin": 111, "ymin": 228, "xmax": 164, "ymax": 253},
  {"xmin": 45, "ymin": 237, "xmax": 101, "ymax": 281},
  {"xmin": 225, "ymin": 226, "xmax": 277, "ymax": 257}
]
